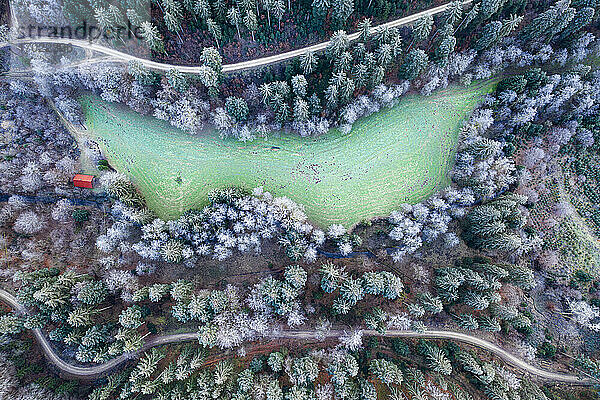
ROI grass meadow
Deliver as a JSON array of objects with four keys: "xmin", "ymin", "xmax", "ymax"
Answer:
[{"xmin": 81, "ymin": 82, "xmax": 493, "ymax": 227}]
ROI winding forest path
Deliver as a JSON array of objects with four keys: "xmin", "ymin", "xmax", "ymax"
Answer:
[
  {"xmin": 1, "ymin": 1, "xmax": 471, "ymax": 74},
  {"xmin": 0, "ymin": 288, "xmax": 590, "ymax": 384}
]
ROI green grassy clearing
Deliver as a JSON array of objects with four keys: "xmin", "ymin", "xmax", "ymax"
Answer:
[{"xmin": 81, "ymin": 82, "xmax": 494, "ymax": 228}]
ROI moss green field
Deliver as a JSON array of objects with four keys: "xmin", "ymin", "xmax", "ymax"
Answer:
[{"xmin": 81, "ymin": 82, "xmax": 494, "ymax": 228}]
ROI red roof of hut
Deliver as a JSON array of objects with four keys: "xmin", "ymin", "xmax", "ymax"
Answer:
[{"xmin": 73, "ymin": 174, "xmax": 94, "ymax": 189}]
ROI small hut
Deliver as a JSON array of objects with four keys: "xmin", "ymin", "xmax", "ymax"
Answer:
[{"xmin": 73, "ymin": 174, "xmax": 94, "ymax": 189}]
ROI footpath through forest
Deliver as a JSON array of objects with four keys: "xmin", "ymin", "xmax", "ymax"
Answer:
[
  {"xmin": 0, "ymin": 288, "xmax": 590, "ymax": 384},
  {"xmin": 1, "ymin": 1, "xmax": 472, "ymax": 74}
]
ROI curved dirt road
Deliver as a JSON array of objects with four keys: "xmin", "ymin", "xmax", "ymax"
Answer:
[
  {"xmin": 0, "ymin": 289, "xmax": 590, "ymax": 384},
  {"xmin": 2, "ymin": 1, "xmax": 471, "ymax": 74}
]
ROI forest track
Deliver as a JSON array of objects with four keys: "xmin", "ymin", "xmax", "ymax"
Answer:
[
  {"xmin": 0, "ymin": 288, "xmax": 591, "ymax": 384},
  {"xmin": 1, "ymin": 1, "xmax": 471, "ymax": 75}
]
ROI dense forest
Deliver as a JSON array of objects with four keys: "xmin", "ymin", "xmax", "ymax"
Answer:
[{"xmin": 1, "ymin": 0, "xmax": 600, "ymax": 399}]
